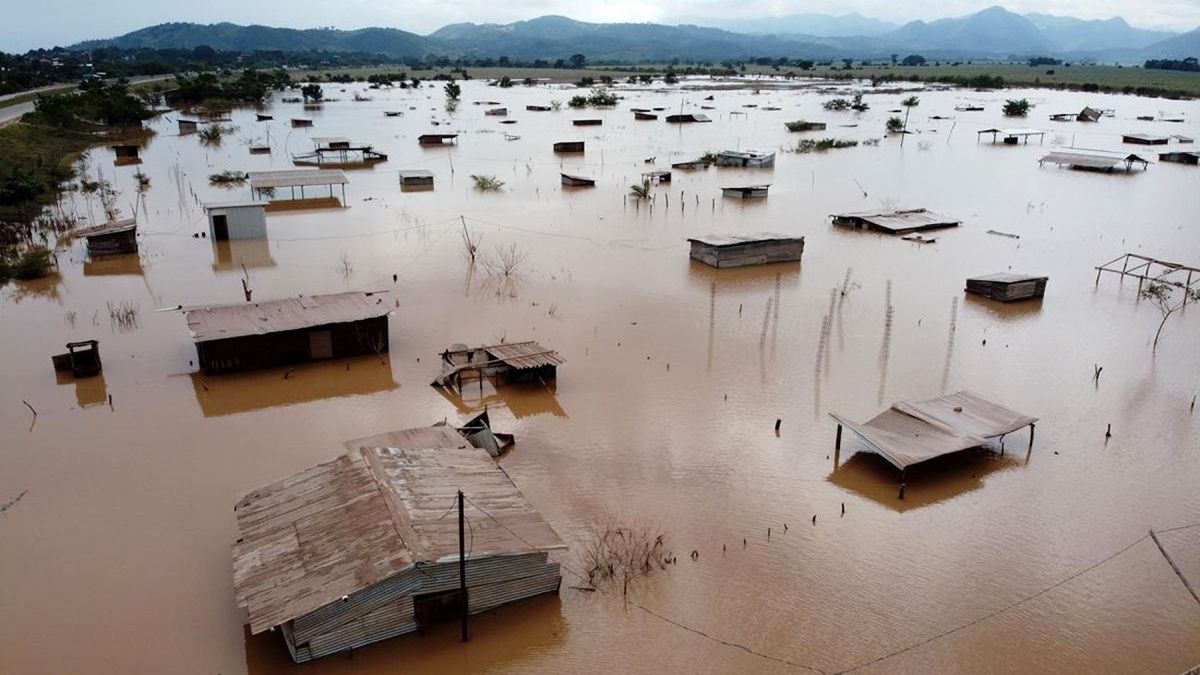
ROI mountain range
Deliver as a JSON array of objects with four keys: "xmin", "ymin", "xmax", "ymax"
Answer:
[{"xmin": 71, "ymin": 7, "xmax": 1200, "ymax": 62}]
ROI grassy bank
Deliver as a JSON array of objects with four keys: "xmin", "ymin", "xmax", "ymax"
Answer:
[
  {"xmin": 285, "ymin": 65, "xmax": 643, "ymax": 84},
  {"xmin": 0, "ymin": 122, "xmax": 96, "ymax": 220}
]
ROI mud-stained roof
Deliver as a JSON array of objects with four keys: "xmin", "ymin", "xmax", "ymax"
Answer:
[
  {"xmin": 183, "ymin": 291, "xmax": 389, "ymax": 343},
  {"xmin": 831, "ymin": 208, "xmax": 961, "ymax": 233},
  {"xmin": 1039, "ymin": 150, "xmax": 1151, "ymax": 170},
  {"xmin": 342, "ymin": 425, "xmax": 470, "ymax": 453},
  {"xmin": 75, "ymin": 218, "xmax": 136, "ymax": 238},
  {"xmin": 687, "ymin": 232, "xmax": 797, "ymax": 247},
  {"xmin": 231, "ymin": 446, "xmax": 565, "ymax": 633},
  {"xmin": 484, "ymin": 341, "xmax": 564, "ymax": 370},
  {"xmin": 248, "ymin": 169, "xmax": 349, "ymax": 190},
  {"xmin": 830, "ymin": 391, "xmax": 1037, "ymax": 470}
]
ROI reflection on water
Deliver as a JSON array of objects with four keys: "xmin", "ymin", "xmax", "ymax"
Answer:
[
  {"xmin": 434, "ymin": 379, "xmax": 567, "ymax": 419},
  {"xmin": 962, "ymin": 291, "xmax": 1046, "ymax": 321},
  {"xmin": 55, "ymin": 370, "xmax": 109, "ymax": 408},
  {"xmin": 190, "ymin": 356, "xmax": 397, "ymax": 417},
  {"xmin": 828, "ymin": 449, "xmax": 1022, "ymax": 512},
  {"xmin": 212, "ymin": 239, "xmax": 276, "ymax": 271},
  {"xmin": 83, "ymin": 254, "xmax": 144, "ymax": 277}
]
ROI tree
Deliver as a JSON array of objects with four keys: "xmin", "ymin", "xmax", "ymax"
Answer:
[
  {"xmin": 301, "ymin": 83, "xmax": 323, "ymax": 102},
  {"xmin": 900, "ymin": 95, "xmax": 919, "ymax": 134},
  {"xmin": 569, "ymin": 53, "xmax": 586, "ymax": 69},
  {"xmin": 1141, "ymin": 282, "xmax": 1200, "ymax": 351},
  {"xmin": 900, "ymin": 54, "xmax": 926, "ymax": 66},
  {"xmin": 841, "ymin": 58, "xmax": 854, "ymax": 69},
  {"xmin": 890, "ymin": 53, "xmax": 898, "ymax": 65},
  {"xmin": 886, "ymin": 116, "xmax": 905, "ymax": 133},
  {"xmin": 1003, "ymin": 98, "xmax": 1031, "ymax": 117},
  {"xmin": 444, "ymin": 80, "xmax": 460, "ymax": 99}
]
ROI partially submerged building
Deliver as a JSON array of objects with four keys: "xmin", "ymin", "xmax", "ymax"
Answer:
[
  {"xmin": 672, "ymin": 159, "xmax": 709, "ymax": 170},
  {"xmin": 572, "ymin": 118, "xmax": 602, "ymax": 126},
  {"xmin": 51, "ymin": 340, "xmax": 102, "ymax": 378},
  {"xmin": 976, "ymin": 128, "xmax": 1045, "ymax": 145},
  {"xmin": 634, "ymin": 111, "xmax": 658, "ymax": 120},
  {"xmin": 785, "ymin": 121, "xmax": 827, "ymax": 132},
  {"xmin": 1050, "ymin": 107, "xmax": 1102, "ymax": 123},
  {"xmin": 291, "ymin": 118, "xmax": 313, "ymax": 128},
  {"xmin": 75, "ymin": 218, "xmax": 138, "ymax": 256},
  {"xmin": 965, "ymin": 273, "xmax": 1048, "ymax": 302},
  {"xmin": 399, "ymin": 170, "xmax": 435, "ymax": 187},
  {"xmin": 560, "ymin": 173, "xmax": 595, "ymax": 187},
  {"xmin": 553, "ymin": 141, "xmax": 585, "ymax": 153},
  {"xmin": 721, "ymin": 185, "xmax": 770, "ymax": 199},
  {"xmin": 715, "ymin": 150, "xmax": 775, "ymax": 168},
  {"xmin": 204, "ymin": 201, "xmax": 267, "ymax": 240},
  {"xmin": 293, "ymin": 137, "xmax": 387, "ymax": 166},
  {"xmin": 831, "ymin": 208, "xmax": 961, "ymax": 235},
  {"xmin": 830, "ymin": 390, "xmax": 1037, "ymax": 486},
  {"xmin": 687, "ymin": 233, "xmax": 804, "ymax": 268},
  {"xmin": 485, "ymin": 107, "xmax": 508, "ymax": 116},
  {"xmin": 1122, "ymin": 134, "xmax": 1169, "ymax": 146},
  {"xmin": 1159, "ymin": 151, "xmax": 1200, "ymax": 165},
  {"xmin": 184, "ymin": 291, "xmax": 390, "ymax": 375},
  {"xmin": 1038, "ymin": 150, "xmax": 1150, "ymax": 172},
  {"xmin": 231, "ymin": 444, "xmax": 564, "ymax": 662},
  {"xmin": 110, "ymin": 144, "xmax": 141, "ymax": 165},
  {"xmin": 248, "ymin": 169, "xmax": 349, "ymax": 203},
  {"xmin": 432, "ymin": 341, "xmax": 562, "ymax": 391},
  {"xmin": 665, "ymin": 113, "xmax": 711, "ymax": 123},
  {"xmin": 178, "ymin": 118, "xmax": 199, "ymax": 134},
  {"xmin": 419, "ymin": 133, "xmax": 458, "ymax": 146}
]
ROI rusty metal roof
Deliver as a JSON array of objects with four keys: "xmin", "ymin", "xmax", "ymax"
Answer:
[
  {"xmin": 74, "ymin": 218, "xmax": 136, "ymax": 238},
  {"xmin": 687, "ymin": 232, "xmax": 798, "ymax": 247},
  {"xmin": 484, "ymin": 341, "xmax": 563, "ymax": 370},
  {"xmin": 183, "ymin": 291, "xmax": 390, "ymax": 343},
  {"xmin": 832, "ymin": 208, "xmax": 960, "ymax": 232},
  {"xmin": 231, "ymin": 445, "xmax": 565, "ymax": 633}
]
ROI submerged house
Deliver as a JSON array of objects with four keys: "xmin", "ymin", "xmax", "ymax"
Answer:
[
  {"xmin": 110, "ymin": 144, "xmax": 141, "ymax": 165},
  {"xmin": 1122, "ymin": 134, "xmax": 1169, "ymax": 146},
  {"xmin": 231, "ymin": 444, "xmax": 564, "ymax": 663},
  {"xmin": 976, "ymin": 128, "xmax": 1045, "ymax": 145},
  {"xmin": 572, "ymin": 118, "xmax": 602, "ymax": 126},
  {"xmin": 634, "ymin": 111, "xmax": 658, "ymax": 120},
  {"xmin": 1052, "ymin": 107, "xmax": 1102, "ymax": 122},
  {"xmin": 183, "ymin": 291, "xmax": 390, "ymax": 375},
  {"xmin": 553, "ymin": 141, "xmax": 585, "ymax": 153},
  {"xmin": 75, "ymin": 218, "xmax": 138, "ymax": 256},
  {"xmin": 560, "ymin": 173, "xmax": 595, "ymax": 187},
  {"xmin": 1038, "ymin": 150, "xmax": 1150, "ymax": 172},
  {"xmin": 1159, "ymin": 151, "xmax": 1200, "ymax": 165},
  {"xmin": 432, "ymin": 341, "xmax": 562, "ymax": 391},
  {"xmin": 721, "ymin": 185, "xmax": 770, "ymax": 199},
  {"xmin": 665, "ymin": 113, "xmax": 711, "ymax": 123},
  {"xmin": 293, "ymin": 137, "xmax": 387, "ymax": 166},
  {"xmin": 831, "ymin": 208, "xmax": 961, "ymax": 235},
  {"xmin": 965, "ymin": 273, "xmax": 1048, "ymax": 302},
  {"xmin": 419, "ymin": 134, "xmax": 458, "ymax": 146},
  {"xmin": 178, "ymin": 118, "xmax": 199, "ymax": 134},
  {"xmin": 830, "ymin": 390, "xmax": 1038, "ymax": 486},
  {"xmin": 715, "ymin": 150, "xmax": 775, "ymax": 168},
  {"xmin": 291, "ymin": 118, "xmax": 314, "ymax": 128},
  {"xmin": 205, "ymin": 202, "xmax": 267, "ymax": 240},
  {"xmin": 399, "ymin": 170, "xmax": 435, "ymax": 187},
  {"xmin": 485, "ymin": 107, "xmax": 508, "ymax": 116},
  {"xmin": 687, "ymin": 233, "xmax": 804, "ymax": 268},
  {"xmin": 248, "ymin": 169, "xmax": 349, "ymax": 203}
]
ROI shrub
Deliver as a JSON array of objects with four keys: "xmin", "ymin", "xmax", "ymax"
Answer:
[
  {"xmin": 1003, "ymin": 98, "xmax": 1031, "ymax": 117},
  {"xmin": 796, "ymin": 138, "xmax": 858, "ymax": 153}
]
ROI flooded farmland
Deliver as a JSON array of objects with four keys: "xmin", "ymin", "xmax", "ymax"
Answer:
[{"xmin": 2, "ymin": 77, "xmax": 1199, "ymax": 674}]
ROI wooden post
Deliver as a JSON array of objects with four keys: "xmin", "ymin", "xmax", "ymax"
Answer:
[
  {"xmin": 1028, "ymin": 423, "xmax": 1035, "ymax": 450},
  {"xmin": 458, "ymin": 490, "xmax": 469, "ymax": 642},
  {"xmin": 835, "ymin": 423, "xmax": 843, "ymax": 449}
]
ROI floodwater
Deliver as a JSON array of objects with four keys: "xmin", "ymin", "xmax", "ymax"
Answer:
[{"xmin": 2, "ymin": 77, "xmax": 1199, "ymax": 675}]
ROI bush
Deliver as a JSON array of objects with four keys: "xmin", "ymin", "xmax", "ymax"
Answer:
[
  {"xmin": 1003, "ymin": 98, "xmax": 1031, "ymax": 117},
  {"xmin": 0, "ymin": 246, "xmax": 54, "ymax": 282},
  {"xmin": 886, "ymin": 117, "xmax": 905, "ymax": 133},
  {"xmin": 796, "ymin": 138, "xmax": 858, "ymax": 153},
  {"xmin": 823, "ymin": 98, "xmax": 850, "ymax": 111}
]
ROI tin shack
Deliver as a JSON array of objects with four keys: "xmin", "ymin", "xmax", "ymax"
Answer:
[
  {"xmin": 205, "ymin": 201, "xmax": 267, "ymax": 240},
  {"xmin": 75, "ymin": 218, "xmax": 138, "ymax": 256},
  {"xmin": 231, "ymin": 444, "xmax": 565, "ymax": 662},
  {"xmin": 687, "ymin": 233, "xmax": 804, "ymax": 268},
  {"xmin": 184, "ymin": 291, "xmax": 390, "ymax": 374}
]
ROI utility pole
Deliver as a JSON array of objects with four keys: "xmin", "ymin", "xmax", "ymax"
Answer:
[{"xmin": 458, "ymin": 490, "xmax": 469, "ymax": 642}]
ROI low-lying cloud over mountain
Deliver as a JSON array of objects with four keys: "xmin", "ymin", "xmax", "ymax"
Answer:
[{"xmin": 70, "ymin": 6, "xmax": 1197, "ymax": 62}]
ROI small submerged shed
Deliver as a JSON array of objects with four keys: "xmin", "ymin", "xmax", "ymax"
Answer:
[
  {"xmin": 184, "ymin": 291, "xmax": 390, "ymax": 375},
  {"xmin": 418, "ymin": 133, "xmax": 458, "ymax": 146},
  {"xmin": 976, "ymin": 128, "xmax": 1045, "ymax": 145},
  {"xmin": 722, "ymin": 185, "xmax": 770, "ymax": 199},
  {"xmin": 433, "ymin": 341, "xmax": 563, "ymax": 391},
  {"xmin": 560, "ymin": 173, "xmax": 595, "ymax": 187},
  {"xmin": 205, "ymin": 201, "xmax": 267, "ymax": 240},
  {"xmin": 716, "ymin": 150, "xmax": 775, "ymax": 168},
  {"xmin": 1038, "ymin": 150, "xmax": 1150, "ymax": 172},
  {"xmin": 572, "ymin": 118, "xmax": 602, "ymax": 126},
  {"xmin": 1123, "ymin": 133, "xmax": 1169, "ymax": 146},
  {"xmin": 290, "ymin": 118, "xmax": 313, "ymax": 128},
  {"xmin": 831, "ymin": 390, "xmax": 1038, "ymax": 481},
  {"xmin": 687, "ymin": 233, "xmax": 804, "ymax": 268},
  {"xmin": 553, "ymin": 141, "xmax": 585, "ymax": 153},
  {"xmin": 294, "ymin": 137, "xmax": 387, "ymax": 165},
  {"xmin": 485, "ymin": 107, "xmax": 508, "ymax": 116},
  {"xmin": 231, "ymin": 444, "xmax": 564, "ymax": 663},
  {"xmin": 831, "ymin": 208, "xmax": 960, "ymax": 234},
  {"xmin": 110, "ymin": 144, "xmax": 141, "ymax": 165},
  {"xmin": 634, "ymin": 111, "xmax": 658, "ymax": 120},
  {"xmin": 51, "ymin": 340, "xmax": 102, "ymax": 378},
  {"xmin": 965, "ymin": 273, "xmax": 1048, "ymax": 302},
  {"xmin": 785, "ymin": 121, "xmax": 827, "ymax": 132},
  {"xmin": 75, "ymin": 218, "xmax": 138, "ymax": 256},
  {"xmin": 666, "ymin": 113, "xmax": 711, "ymax": 123},
  {"xmin": 1159, "ymin": 151, "xmax": 1200, "ymax": 165},
  {"xmin": 178, "ymin": 118, "xmax": 199, "ymax": 134},
  {"xmin": 526, "ymin": 105, "xmax": 552, "ymax": 112},
  {"xmin": 398, "ymin": 170, "xmax": 434, "ymax": 187}
]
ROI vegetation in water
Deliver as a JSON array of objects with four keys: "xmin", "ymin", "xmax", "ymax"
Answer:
[
  {"xmin": 470, "ymin": 174, "xmax": 505, "ymax": 192},
  {"xmin": 0, "ymin": 246, "xmax": 54, "ymax": 283},
  {"xmin": 568, "ymin": 88, "xmax": 619, "ymax": 108},
  {"xmin": 582, "ymin": 521, "xmax": 669, "ymax": 593},
  {"xmin": 795, "ymin": 138, "xmax": 859, "ymax": 153},
  {"xmin": 629, "ymin": 180, "xmax": 651, "ymax": 199},
  {"xmin": 1141, "ymin": 282, "xmax": 1200, "ymax": 351},
  {"xmin": 208, "ymin": 170, "xmax": 248, "ymax": 187},
  {"xmin": 197, "ymin": 124, "xmax": 231, "ymax": 145},
  {"xmin": 886, "ymin": 117, "xmax": 905, "ymax": 133},
  {"xmin": 823, "ymin": 97, "xmax": 850, "ymax": 111},
  {"xmin": 301, "ymin": 83, "xmax": 324, "ymax": 102},
  {"xmin": 25, "ymin": 83, "xmax": 152, "ymax": 130},
  {"xmin": 785, "ymin": 120, "xmax": 819, "ymax": 132},
  {"xmin": 444, "ymin": 80, "xmax": 461, "ymax": 100},
  {"xmin": 1003, "ymin": 98, "xmax": 1032, "ymax": 117}
]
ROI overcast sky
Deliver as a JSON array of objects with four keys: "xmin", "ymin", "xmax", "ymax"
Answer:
[{"xmin": 4, "ymin": 0, "xmax": 1198, "ymax": 52}]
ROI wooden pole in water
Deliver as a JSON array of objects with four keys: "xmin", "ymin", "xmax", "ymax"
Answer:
[
  {"xmin": 458, "ymin": 490, "xmax": 469, "ymax": 642},
  {"xmin": 835, "ymin": 423, "xmax": 843, "ymax": 449}
]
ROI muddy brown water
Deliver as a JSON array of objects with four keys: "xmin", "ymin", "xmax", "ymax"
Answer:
[{"xmin": 2, "ymin": 78, "xmax": 1199, "ymax": 674}]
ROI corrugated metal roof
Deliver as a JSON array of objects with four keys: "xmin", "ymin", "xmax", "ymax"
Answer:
[
  {"xmin": 484, "ymin": 341, "xmax": 564, "ymax": 370},
  {"xmin": 1039, "ymin": 150, "xmax": 1151, "ymax": 169},
  {"xmin": 204, "ymin": 200, "xmax": 265, "ymax": 210},
  {"xmin": 1123, "ymin": 134, "xmax": 1168, "ymax": 143},
  {"xmin": 688, "ymin": 232, "xmax": 797, "ymax": 247},
  {"xmin": 397, "ymin": 170, "xmax": 433, "ymax": 179},
  {"xmin": 832, "ymin": 208, "xmax": 960, "ymax": 232},
  {"xmin": 831, "ymin": 390, "xmax": 1037, "ymax": 470},
  {"xmin": 183, "ymin": 291, "xmax": 390, "ymax": 343},
  {"xmin": 248, "ymin": 169, "xmax": 349, "ymax": 190},
  {"xmin": 231, "ymin": 445, "xmax": 565, "ymax": 633},
  {"xmin": 74, "ymin": 218, "xmax": 136, "ymax": 238},
  {"xmin": 966, "ymin": 273, "xmax": 1048, "ymax": 284},
  {"xmin": 978, "ymin": 127, "xmax": 1044, "ymax": 136}
]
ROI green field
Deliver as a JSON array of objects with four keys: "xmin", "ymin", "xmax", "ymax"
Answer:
[{"xmin": 287, "ymin": 66, "xmax": 643, "ymax": 84}]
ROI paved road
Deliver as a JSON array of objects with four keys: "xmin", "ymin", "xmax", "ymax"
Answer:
[
  {"xmin": 0, "ymin": 101, "xmax": 35, "ymax": 127},
  {"xmin": 0, "ymin": 74, "xmax": 175, "ymax": 127}
]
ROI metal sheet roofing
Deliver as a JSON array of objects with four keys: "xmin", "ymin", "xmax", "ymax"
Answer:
[
  {"xmin": 484, "ymin": 341, "xmax": 563, "ymax": 370},
  {"xmin": 183, "ymin": 291, "xmax": 390, "ymax": 343},
  {"xmin": 74, "ymin": 218, "xmax": 136, "ymax": 238},
  {"xmin": 977, "ymin": 127, "xmax": 1044, "ymax": 136},
  {"xmin": 204, "ymin": 200, "xmax": 265, "ymax": 210},
  {"xmin": 232, "ymin": 445, "xmax": 565, "ymax": 633},
  {"xmin": 966, "ymin": 273, "xmax": 1048, "ymax": 284},
  {"xmin": 1039, "ymin": 150, "xmax": 1151, "ymax": 169},
  {"xmin": 833, "ymin": 208, "xmax": 960, "ymax": 232},
  {"xmin": 688, "ymin": 232, "xmax": 798, "ymax": 247},
  {"xmin": 248, "ymin": 169, "xmax": 349, "ymax": 190},
  {"xmin": 397, "ymin": 170, "xmax": 433, "ymax": 179},
  {"xmin": 831, "ymin": 390, "xmax": 1037, "ymax": 470}
]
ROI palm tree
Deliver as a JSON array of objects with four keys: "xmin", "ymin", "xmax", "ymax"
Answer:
[{"xmin": 629, "ymin": 180, "xmax": 651, "ymax": 199}]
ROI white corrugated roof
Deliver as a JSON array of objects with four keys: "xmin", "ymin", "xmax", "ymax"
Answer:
[
  {"xmin": 248, "ymin": 169, "xmax": 348, "ymax": 190},
  {"xmin": 184, "ymin": 291, "xmax": 389, "ymax": 343}
]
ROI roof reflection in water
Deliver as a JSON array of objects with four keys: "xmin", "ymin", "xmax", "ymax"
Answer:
[{"xmin": 190, "ymin": 355, "xmax": 397, "ymax": 417}]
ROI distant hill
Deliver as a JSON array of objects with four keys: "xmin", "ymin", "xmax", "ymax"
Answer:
[
  {"xmin": 66, "ymin": 9, "xmax": 1200, "ymax": 63},
  {"xmin": 886, "ymin": 6, "xmax": 1052, "ymax": 55},
  {"xmin": 694, "ymin": 12, "xmax": 898, "ymax": 37},
  {"xmin": 73, "ymin": 22, "xmax": 430, "ymax": 58}
]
